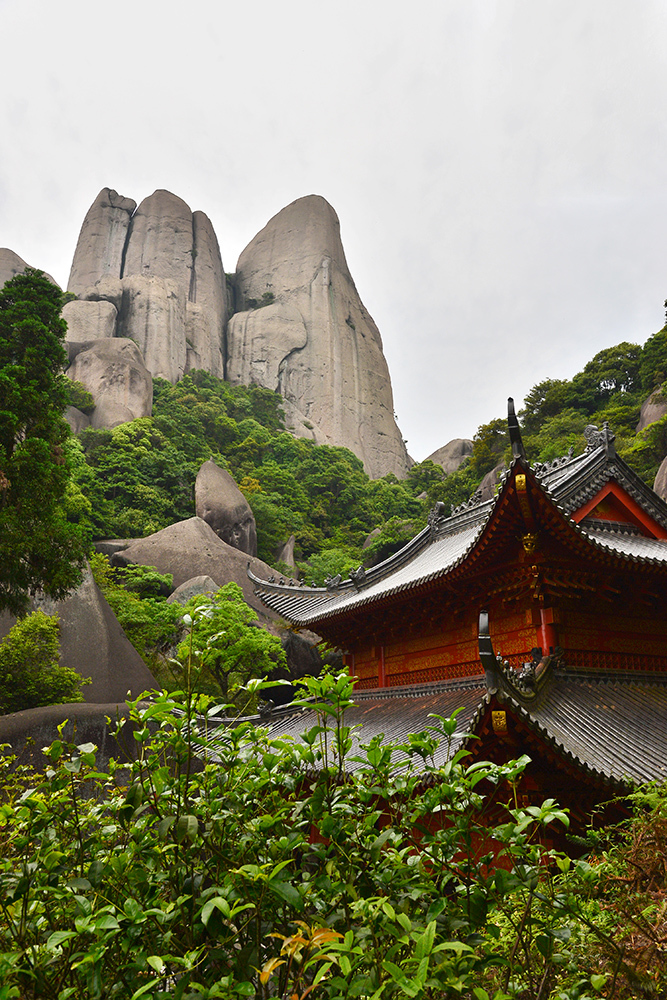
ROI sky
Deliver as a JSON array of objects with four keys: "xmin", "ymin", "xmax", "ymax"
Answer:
[{"xmin": 2, "ymin": 0, "xmax": 667, "ymax": 463}]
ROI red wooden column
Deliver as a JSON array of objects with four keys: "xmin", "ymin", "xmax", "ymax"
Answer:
[{"xmin": 378, "ymin": 645, "xmax": 386, "ymax": 687}]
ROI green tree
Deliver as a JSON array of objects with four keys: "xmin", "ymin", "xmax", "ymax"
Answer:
[
  {"xmin": 174, "ymin": 583, "xmax": 287, "ymax": 709},
  {"xmin": 0, "ymin": 270, "xmax": 88, "ymax": 614},
  {"xmin": 0, "ymin": 609, "xmax": 88, "ymax": 714}
]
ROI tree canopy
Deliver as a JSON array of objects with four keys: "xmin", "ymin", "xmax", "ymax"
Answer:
[{"xmin": 0, "ymin": 270, "xmax": 88, "ymax": 614}]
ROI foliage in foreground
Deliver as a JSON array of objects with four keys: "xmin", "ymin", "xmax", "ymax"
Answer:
[
  {"xmin": 0, "ymin": 610, "xmax": 88, "ymax": 716},
  {"xmin": 2, "ymin": 657, "xmax": 664, "ymax": 999}
]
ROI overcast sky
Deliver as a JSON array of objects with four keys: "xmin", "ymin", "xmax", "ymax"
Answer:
[{"xmin": 2, "ymin": 0, "xmax": 667, "ymax": 462}]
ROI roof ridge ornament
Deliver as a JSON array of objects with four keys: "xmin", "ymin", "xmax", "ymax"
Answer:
[
  {"xmin": 584, "ymin": 421, "xmax": 616, "ymax": 457},
  {"xmin": 508, "ymin": 397, "xmax": 527, "ymax": 461}
]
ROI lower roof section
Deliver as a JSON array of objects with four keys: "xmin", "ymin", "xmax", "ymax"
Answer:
[{"xmin": 251, "ymin": 668, "xmax": 667, "ymax": 788}]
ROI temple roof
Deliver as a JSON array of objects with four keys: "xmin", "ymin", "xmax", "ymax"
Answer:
[
  {"xmin": 250, "ymin": 420, "xmax": 667, "ymax": 629},
  {"xmin": 245, "ymin": 665, "xmax": 667, "ymax": 788}
]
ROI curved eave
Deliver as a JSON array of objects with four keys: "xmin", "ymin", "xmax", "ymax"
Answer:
[{"xmin": 251, "ymin": 454, "xmax": 667, "ymax": 628}]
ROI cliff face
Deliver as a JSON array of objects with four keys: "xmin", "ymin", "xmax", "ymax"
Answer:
[
  {"xmin": 40, "ymin": 187, "xmax": 409, "ymax": 478},
  {"xmin": 227, "ymin": 196, "xmax": 410, "ymax": 479}
]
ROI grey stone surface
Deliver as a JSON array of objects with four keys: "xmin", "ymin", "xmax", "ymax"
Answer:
[
  {"xmin": 112, "ymin": 517, "xmax": 276, "ymax": 622},
  {"xmin": 276, "ymin": 535, "xmax": 296, "ymax": 570},
  {"xmin": 62, "ymin": 298, "xmax": 117, "ymax": 343},
  {"xmin": 478, "ymin": 463, "xmax": 505, "ymax": 501},
  {"xmin": 654, "ymin": 455, "xmax": 667, "ymax": 501},
  {"xmin": 123, "ymin": 189, "xmax": 194, "ymax": 289},
  {"xmin": 194, "ymin": 460, "xmax": 257, "ymax": 556},
  {"xmin": 425, "ymin": 438, "xmax": 474, "ymax": 475},
  {"xmin": 0, "ymin": 248, "xmax": 58, "ymax": 287},
  {"xmin": 185, "ymin": 210, "xmax": 227, "ymax": 378},
  {"xmin": 0, "ymin": 564, "xmax": 158, "ymax": 704},
  {"xmin": 66, "ymin": 338, "xmax": 153, "ymax": 430},
  {"xmin": 166, "ymin": 575, "xmax": 221, "ymax": 605},
  {"xmin": 227, "ymin": 195, "xmax": 410, "ymax": 479},
  {"xmin": 67, "ymin": 188, "xmax": 137, "ymax": 295},
  {"xmin": 116, "ymin": 274, "xmax": 187, "ymax": 381},
  {"xmin": 80, "ymin": 276, "xmax": 125, "ymax": 313},
  {"xmin": 64, "ymin": 405, "xmax": 90, "ymax": 434},
  {"xmin": 0, "ymin": 702, "xmax": 140, "ymax": 772},
  {"xmin": 636, "ymin": 391, "xmax": 667, "ymax": 433}
]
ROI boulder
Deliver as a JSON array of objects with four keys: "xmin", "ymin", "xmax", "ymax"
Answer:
[
  {"xmin": 275, "ymin": 535, "xmax": 296, "ymax": 570},
  {"xmin": 111, "ymin": 517, "xmax": 275, "ymax": 623},
  {"xmin": 80, "ymin": 275, "xmax": 125, "ymax": 313},
  {"xmin": 194, "ymin": 460, "xmax": 257, "ymax": 556},
  {"xmin": 166, "ymin": 575, "xmax": 221, "ymax": 605},
  {"xmin": 636, "ymin": 391, "xmax": 667, "ymax": 433},
  {"xmin": 62, "ymin": 298, "xmax": 117, "ymax": 342},
  {"xmin": 425, "ymin": 438, "xmax": 474, "ymax": 475},
  {"xmin": 0, "ymin": 702, "xmax": 140, "ymax": 772},
  {"xmin": 227, "ymin": 195, "xmax": 410, "ymax": 479},
  {"xmin": 64, "ymin": 406, "xmax": 90, "ymax": 434},
  {"xmin": 116, "ymin": 274, "xmax": 187, "ymax": 382},
  {"xmin": 0, "ymin": 248, "xmax": 58, "ymax": 288},
  {"xmin": 67, "ymin": 188, "xmax": 137, "ymax": 295},
  {"xmin": 66, "ymin": 338, "xmax": 153, "ymax": 430},
  {"xmin": 0, "ymin": 564, "xmax": 158, "ymax": 704},
  {"xmin": 478, "ymin": 463, "xmax": 505, "ymax": 502},
  {"xmin": 654, "ymin": 456, "xmax": 667, "ymax": 501}
]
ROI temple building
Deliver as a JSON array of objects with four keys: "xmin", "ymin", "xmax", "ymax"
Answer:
[{"xmin": 250, "ymin": 403, "xmax": 667, "ymax": 827}]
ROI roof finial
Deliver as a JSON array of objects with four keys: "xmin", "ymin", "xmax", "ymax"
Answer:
[{"xmin": 507, "ymin": 397, "xmax": 526, "ymax": 461}]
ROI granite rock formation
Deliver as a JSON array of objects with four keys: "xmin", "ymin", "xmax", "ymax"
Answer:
[
  {"xmin": 111, "ymin": 517, "xmax": 275, "ymax": 622},
  {"xmin": 194, "ymin": 460, "xmax": 257, "ymax": 556},
  {"xmin": 425, "ymin": 438, "xmax": 474, "ymax": 475},
  {"xmin": 227, "ymin": 195, "xmax": 409, "ymax": 479},
  {"xmin": 636, "ymin": 390, "xmax": 667, "ymax": 433},
  {"xmin": 166, "ymin": 575, "xmax": 221, "ymax": 605},
  {"xmin": 654, "ymin": 455, "xmax": 667, "ymax": 501},
  {"xmin": 67, "ymin": 188, "xmax": 227, "ymax": 383},
  {"xmin": 0, "ymin": 564, "xmax": 157, "ymax": 704},
  {"xmin": 66, "ymin": 339, "xmax": 153, "ymax": 429},
  {"xmin": 63, "ymin": 188, "xmax": 408, "ymax": 477},
  {"xmin": 0, "ymin": 248, "xmax": 58, "ymax": 287}
]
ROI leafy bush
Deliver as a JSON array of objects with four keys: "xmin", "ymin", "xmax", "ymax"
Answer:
[
  {"xmin": 66, "ymin": 379, "xmax": 96, "ymax": 414},
  {"xmin": 171, "ymin": 584, "xmax": 287, "ymax": 710},
  {"xmin": 0, "ymin": 609, "xmax": 88, "ymax": 714},
  {"xmin": 0, "ymin": 664, "xmax": 615, "ymax": 1000}
]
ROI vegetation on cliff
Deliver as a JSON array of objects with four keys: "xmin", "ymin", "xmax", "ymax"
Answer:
[{"xmin": 0, "ymin": 270, "xmax": 89, "ymax": 614}]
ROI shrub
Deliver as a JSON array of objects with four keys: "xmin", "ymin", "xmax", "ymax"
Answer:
[{"xmin": 0, "ymin": 609, "xmax": 88, "ymax": 714}]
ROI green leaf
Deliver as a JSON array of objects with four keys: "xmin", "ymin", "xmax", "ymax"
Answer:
[
  {"xmin": 174, "ymin": 814, "xmax": 198, "ymax": 843},
  {"xmin": 46, "ymin": 929, "xmax": 77, "ymax": 949},
  {"xmin": 267, "ymin": 879, "xmax": 303, "ymax": 911},
  {"xmin": 146, "ymin": 955, "xmax": 165, "ymax": 974}
]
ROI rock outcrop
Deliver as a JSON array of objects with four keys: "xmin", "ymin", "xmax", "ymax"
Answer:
[
  {"xmin": 0, "ymin": 248, "xmax": 58, "ymax": 287},
  {"xmin": 654, "ymin": 456, "xmax": 667, "ymax": 501},
  {"xmin": 111, "ymin": 517, "xmax": 275, "ymax": 622},
  {"xmin": 66, "ymin": 339, "xmax": 153, "ymax": 429},
  {"xmin": 0, "ymin": 564, "xmax": 158, "ymax": 704},
  {"xmin": 66, "ymin": 188, "xmax": 227, "ymax": 383},
  {"xmin": 166, "ymin": 575, "xmax": 221, "ymax": 605},
  {"xmin": 425, "ymin": 439, "xmax": 474, "ymax": 475},
  {"xmin": 62, "ymin": 299, "xmax": 117, "ymax": 342},
  {"xmin": 194, "ymin": 460, "xmax": 257, "ymax": 556},
  {"xmin": 63, "ymin": 188, "xmax": 409, "ymax": 477},
  {"xmin": 67, "ymin": 188, "xmax": 137, "ymax": 295},
  {"xmin": 227, "ymin": 196, "xmax": 410, "ymax": 479},
  {"xmin": 637, "ymin": 390, "xmax": 667, "ymax": 433}
]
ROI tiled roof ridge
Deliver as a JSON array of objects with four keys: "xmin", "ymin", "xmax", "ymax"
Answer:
[
  {"xmin": 555, "ymin": 666, "xmax": 667, "ymax": 685},
  {"xmin": 352, "ymin": 675, "xmax": 487, "ymax": 700},
  {"xmin": 494, "ymin": 689, "xmax": 626, "ymax": 788}
]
